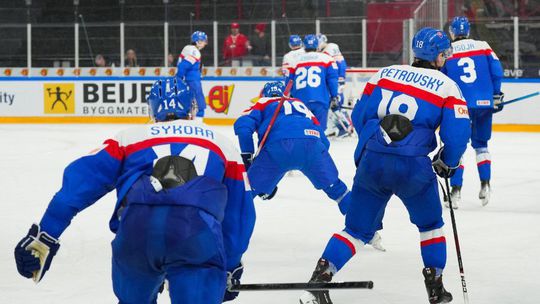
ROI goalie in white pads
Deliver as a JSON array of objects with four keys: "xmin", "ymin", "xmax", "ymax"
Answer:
[{"xmin": 318, "ymin": 34, "xmax": 353, "ymax": 138}]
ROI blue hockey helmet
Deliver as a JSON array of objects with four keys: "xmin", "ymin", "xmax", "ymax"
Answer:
[
  {"xmin": 147, "ymin": 77, "xmax": 193, "ymax": 121},
  {"xmin": 289, "ymin": 35, "xmax": 302, "ymax": 48},
  {"xmin": 191, "ymin": 31, "xmax": 208, "ymax": 43},
  {"xmin": 412, "ymin": 27, "xmax": 452, "ymax": 62},
  {"xmin": 449, "ymin": 16, "xmax": 470, "ymax": 37},
  {"xmin": 262, "ymin": 81, "xmax": 285, "ymax": 97},
  {"xmin": 303, "ymin": 34, "xmax": 319, "ymax": 50}
]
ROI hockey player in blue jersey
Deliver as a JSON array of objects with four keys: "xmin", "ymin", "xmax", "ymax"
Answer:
[
  {"xmin": 299, "ymin": 28, "xmax": 471, "ymax": 304},
  {"xmin": 176, "ymin": 31, "xmax": 208, "ymax": 120},
  {"xmin": 14, "ymin": 77, "xmax": 255, "ymax": 304},
  {"xmin": 234, "ymin": 81, "xmax": 350, "ymax": 213},
  {"xmin": 442, "ymin": 16, "xmax": 504, "ymax": 208},
  {"xmin": 286, "ymin": 35, "xmax": 339, "ymax": 135},
  {"xmin": 234, "ymin": 81, "xmax": 385, "ymax": 250},
  {"xmin": 317, "ymin": 34, "xmax": 353, "ymax": 138}
]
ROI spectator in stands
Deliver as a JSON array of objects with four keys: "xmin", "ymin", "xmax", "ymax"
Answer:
[
  {"xmin": 94, "ymin": 54, "xmax": 108, "ymax": 67},
  {"xmin": 223, "ymin": 22, "xmax": 251, "ymax": 66},
  {"xmin": 249, "ymin": 23, "xmax": 270, "ymax": 66},
  {"xmin": 167, "ymin": 52, "xmax": 176, "ymax": 67},
  {"xmin": 125, "ymin": 49, "xmax": 139, "ymax": 67}
]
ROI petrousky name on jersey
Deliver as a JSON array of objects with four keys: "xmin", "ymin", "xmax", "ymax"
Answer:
[
  {"xmin": 82, "ymin": 82, "xmax": 153, "ymax": 115},
  {"xmin": 380, "ymin": 68, "xmax": 445, "ymax": 92}
]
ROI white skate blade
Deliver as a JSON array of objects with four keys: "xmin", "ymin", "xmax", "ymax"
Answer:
[
  {"xmin": 299, "ymin": 291, "xmax": 319, "ymax": 304},
  {"xmin": 443, "ymin": 200, "xmax": 459, "ymax": 209},
  {"xmin": 479, "ymin": 186, "xmax": 491, "ymax": 206},
  {"xmin": 368, "ymin": 232, "xmax": 386, "ymax": 252},
  {"xmin": 480, "ymin": 192, "xmax": 490, "ymax": 206}
]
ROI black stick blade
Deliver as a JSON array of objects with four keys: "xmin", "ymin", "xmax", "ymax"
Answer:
[{"xmin": 230, "ymin": 281, "xmax": 374, "ymax": 291}]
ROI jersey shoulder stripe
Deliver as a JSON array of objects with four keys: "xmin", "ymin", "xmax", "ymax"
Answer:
[
  {"xmin": 180, "ymin": 45, "xmax": 201, "ymax": 64},
  {"xmin": 242, "ymin": 97, "xmax": 281, "ymax": 114},
  {"xmin": 376, "ymin": 78, "xmax": 466, "ymax": 109},
  {"xmin": 114, "ymin": 121, "xmax": 242, "ymax": 162},
  {"xmin": 448, "ymin": 39, "xmax": 496, "ymax": 60}
]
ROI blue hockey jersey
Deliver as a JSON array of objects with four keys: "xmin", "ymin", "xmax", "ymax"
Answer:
[
  {"xmin": 442, "ymin": 39, "xmax": 503, "ymax": 109},
  {"xmin": 38, "ymin": 119, "xmax": 255, "ymax": 270},
  {"xmin": 286, "ymin": 51, "xmax": 339, "ymax": 105},
  {"xmin": 352, "ymin": 65, "xmax": 471, "ymax": 167},
  {"xmin": 234, "ymin": 97, "xmax": 329, "ymax": 153},
  {"xmin": 176, "ymin": 45, "xmax": 202, "ymax": 82}
]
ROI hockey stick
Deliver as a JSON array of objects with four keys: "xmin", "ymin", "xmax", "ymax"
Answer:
[
  {"xmin": 443, "ymin": 177, "xmax": 470, "ymax": 304},
  {"xmin": 230, "ymin": 280, "xmax": 374, "ymax": 292},
  {"xmin": 500, "ymin": 91, "xmax": 539, "ymax": 106},
  {"xmin": 282, "ymin": 13, "xmax": 292, "ymax": 37},
  {"xmin": 254, "ymin": 80, "xmax": 293, "ymax": 157}
]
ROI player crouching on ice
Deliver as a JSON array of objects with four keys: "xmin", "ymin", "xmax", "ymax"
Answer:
[
  {"xmin": 299, "ymin": 28, "xmax": 471, "ymax": 304},
  {"xmin": 233, "ymin": 81, "xmax": 384, "ymax": 250},
  {"xmin": 14, "ymin": 77, "xmax": 255, "ymax": 304}
]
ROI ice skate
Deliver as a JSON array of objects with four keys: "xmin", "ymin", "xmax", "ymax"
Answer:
[
  {"xmin": 479, "ymin": 180, "xmax": 491, "ymax": 206},
  {"xmin": 444, "ymin": 186, "xmax": 460, "ymax": 209},
  {"xmin": 299, "ymin": 258, "xmax": 334, "ymax": 304},
  {"xmin": 422, "ymin": 267, "xmax": 453, "ymax": 303},
  {"xmin": 368, "ymin": 231, "xmax": 386, "ymax": 252}
]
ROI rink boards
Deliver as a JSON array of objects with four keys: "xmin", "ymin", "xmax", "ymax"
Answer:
[{"xmin": 0, "ymin": 73, "xmax": 539, "ymax": 131}]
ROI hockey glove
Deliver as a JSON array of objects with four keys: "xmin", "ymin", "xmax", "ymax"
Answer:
[
  {"xmin": 338, "ymin": 77, "xmax": 346, "ymax": 93},
  {"xmin": 258, "ymin": 186, "xmax": 278, "ymax": 200},
  {"xmin": 241, "ymin": 153, "xmax": 253, "ymax": 171},
  {"xmin": 431, "ymin": 148, "xmax": 459, "ymax": 178},
  {"xmin": 223, "ymin": 263, "xmax": 244, "ymax": 302},
  {"xmin": 14, "ymin": 223, "xmax": 60, "ymax": 283},
  {"xmin": 493, "ymin": 92, "xmax": 504, "ymax": 113},
  {"xmin": 330, "ymin": 96, "xmax": 341, "ymax": 111}
]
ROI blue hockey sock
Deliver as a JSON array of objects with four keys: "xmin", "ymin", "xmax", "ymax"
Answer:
[
  {"xmin": 321, "ymin": 231, "xmax": 363, "ymax": 271},
  {"xmin": 322, "ymin": 180, "xmax": 351, "ymax": 214},
  {"xmin": 475, "ymin": 148, "xmax": 491, "ymax": 181},
  {"xmin": 450, "ymin": 165, "xmax": 464, "ymax": 187},
  {"xmin": 419, "ymin": 228, "xmax": 447, "ymax": 270}
]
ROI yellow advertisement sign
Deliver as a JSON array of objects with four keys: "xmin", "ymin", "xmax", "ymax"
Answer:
[{"xmin": 44, "ymin": 83, "xmax": 75, "ymax": 114}]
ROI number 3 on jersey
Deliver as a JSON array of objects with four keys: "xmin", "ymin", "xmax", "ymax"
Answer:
[
  {"xmin": 377, "ymin": 88, "xmax": 418, "ymax": 120},
  {"xmin": 295, "ymin": 66, "xmax": 322, "ymax": 89},
  {"xmin": 457, "ymin": 57, "xmax": 477, "ymax": 83}
]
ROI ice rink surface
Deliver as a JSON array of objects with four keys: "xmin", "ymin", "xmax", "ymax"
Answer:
[{"xmin": 1, "ymin": 124, "xmax": 539, "ymax": 304}]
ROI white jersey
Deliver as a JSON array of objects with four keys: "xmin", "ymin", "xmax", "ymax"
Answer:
[
  {"xmin": 282, "ymin": 48, "xmax": 305, "ymax": 77},
  {"xmin": 179, "ymin": 45, "xmax": 202, "ymax": 64},
  {"xmin": 322, "ymin": 43, "xmax": 344, "ymax": 62}
]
